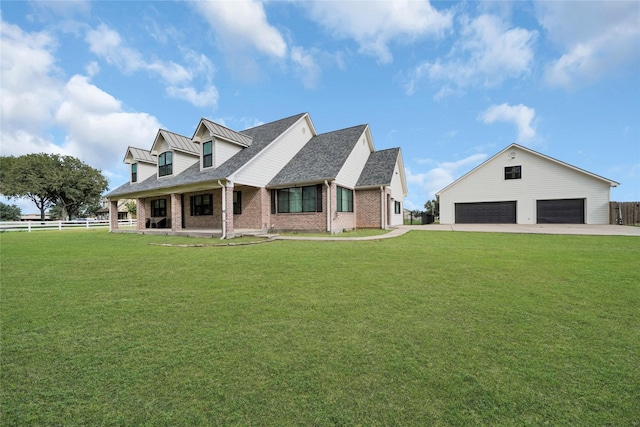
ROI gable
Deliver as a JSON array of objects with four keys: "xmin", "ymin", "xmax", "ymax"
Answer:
[
  {"xmin": 124, "ymin": 146, "xmax": 156, "ymax": 165},
  {"xmin": 268, "ymin": 124, "xmax": 367, "ymax": 187},
  {"xmin": 150, "ymin": 129, "xmax": 199, "ymax": 156},
  {"xmin": 437, "ymin": 144, "xmax": 619, "ymax": 197},
  {"xmin": 334, "ymin": 126, "xmax": 374, "ymax": 188},
  {"xmin": 194, "ymin": 118, "xmax": 253, "ymax": 147}
]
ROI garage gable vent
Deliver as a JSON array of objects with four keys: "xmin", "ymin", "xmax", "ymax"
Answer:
[{"xmin": 508, "ymin": 150, "xmax": 516, "ymax": 159}]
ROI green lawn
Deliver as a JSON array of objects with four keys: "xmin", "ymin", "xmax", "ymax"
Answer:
[{"xmin": 1, "ymin": 230, "xmax": 638, "ymax": 426}]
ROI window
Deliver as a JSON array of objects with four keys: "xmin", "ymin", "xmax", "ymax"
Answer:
[
  {"xmin": 131, "ymin": 163, "xmax": 137, "ymax": 183},
  {"xmin": 203, "ymin": 141, "xmax": 213, "ymax": 168},
  {"xmin": 395, "ymin": 201, "xmax": 401, "ymax": 214},
  {"xmin": 274, "ymin": 185, "xmax": 322, "ymax": 213},
  {"xmin": 336, "ymin": 186, "xmax": 353, "ymax": 212},
  {"xmin": 151, "ymin": 199, "xmax": 166, "ymax": 217},
  {"xmin": 233, "ymin": 191, "xmax": 242, "ymax": 215},
  {"xmin": 159, "ymin": 151, "xmax": 173, "ymax": 177},
  {"xmin": 190, "ymin": 194, "xmax": 212, "ymax": 216},
  {"xmin": 505, "ymin": 166, "xmax": 521, "ymax": 180}
]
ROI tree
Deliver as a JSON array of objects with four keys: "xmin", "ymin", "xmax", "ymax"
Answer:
[
  {"xmin": 0, "ymin": 202, "xmax": 22, "ymax": 221},
  {"xmin": 424, "ymin": 197, "xmax": 440, "ymax": 218},
  {"xmin": 0, "ymin": 154, "xmax": 60, "ymax": 220},
  {"xmin": 0, "ymin": 153, "xmax": 109, "ymax": 220},
  {"xmin": 124, "ymin": 200, "xmax": 137, "ymax": 219},
  {"xmin": 55, "ymin": 156, "xmax": 109, "ymax": 220}
]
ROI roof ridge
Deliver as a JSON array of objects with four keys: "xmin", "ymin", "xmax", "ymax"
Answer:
[{"xmin": 241, "ymin": 112, "xmax": 307, "ymax": 132}]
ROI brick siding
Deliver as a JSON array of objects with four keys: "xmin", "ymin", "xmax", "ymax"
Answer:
[{"xmin": 356, "ymin": 189, "xmax": 382, "ymax": 228}]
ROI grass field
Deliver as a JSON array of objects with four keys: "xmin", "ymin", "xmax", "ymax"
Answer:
[{"xmin": 1, "ymin": 230, "xmax": 638, "ymax": 425}]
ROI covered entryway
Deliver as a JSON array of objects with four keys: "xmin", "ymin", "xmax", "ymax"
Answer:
[
  {"xmin": 537, "ymin": 199, "xmax": 585, "ymax": 224},
  {"xmin": 455, "ymin": 201, "xmax": 517, "ymax": 224}
]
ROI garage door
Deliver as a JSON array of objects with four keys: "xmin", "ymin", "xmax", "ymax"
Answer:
[
  {"xmin": 455, "ymin": 201, "xmax": 517, "ymax": 224},
  {"xmin": 537, "ymin": 199, "xmax": 584, "ymax": 224}
]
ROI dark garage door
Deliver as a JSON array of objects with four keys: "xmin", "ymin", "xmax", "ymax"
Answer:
[
  {"xmin": 537, "ymin": 199, "xmax": 584, "ymax": 224},
  {"xmin": 455, "ymin": 201, "xmax": 517, "ymax": 224}
]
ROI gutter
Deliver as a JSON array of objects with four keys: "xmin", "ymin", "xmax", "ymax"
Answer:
[
  {"xmin": 325, "ymin": 180, "xmax": 331, "ymax": 233},
  {"xmin": 218, "ymin": 180, "xmax": 226, "ymax": 239},
  {"xmin": 380, "ymin": 186, "xmax": 385, "ymax": 230}
]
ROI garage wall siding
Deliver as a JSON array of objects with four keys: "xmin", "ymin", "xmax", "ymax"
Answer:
[{"xmin": 439, "ymin": 147, "xmax": 612, "ymax": 224}]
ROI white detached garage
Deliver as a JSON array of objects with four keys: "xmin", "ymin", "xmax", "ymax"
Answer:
[{"xmin": 436, "ymin": 144, "xmax": 619, "ymax": 225}]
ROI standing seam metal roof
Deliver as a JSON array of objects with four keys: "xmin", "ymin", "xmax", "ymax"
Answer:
[
  {"xmin": 125, "ymin": 147, "xmax": 156, "ymax": 164},
  {"xmin": 200, "ymin": 118, "xmax": 253, "ymax": 147},
  {"xmin": 158, "ymin": 130, "xmax": 199, "ymax": 155}
]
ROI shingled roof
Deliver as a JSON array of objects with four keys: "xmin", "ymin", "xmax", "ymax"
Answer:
[
  {"xmin": 269, "ymin": 125, "xmax": 367, "ymax": 187},
  {"xmin": 107, "ymin": 113, "xmax": 307, "ymax": 198},
  {"xmin": 356, "ymin": 148, "xmax": 400, "ymax": 187}
]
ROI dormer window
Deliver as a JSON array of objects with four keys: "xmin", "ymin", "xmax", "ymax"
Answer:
[
  {"xmin": 203, "ymin": 141, "xmax": 213, "ymax": 168},
  {"xmin": 158, "ymin": 152, "xmax": 173, "ymax": 177},
  {"xmin": 131, "ymin": 163, "xmax": 138, "ymax": 183}
]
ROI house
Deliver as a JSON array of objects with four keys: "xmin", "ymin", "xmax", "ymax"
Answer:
[
  {"xmin": 106, "ymin": 112, "xmax": 408, "ymax": 237},
  {"xmin": 96, "ymin": 197, "xmax": 134, "ymax": 221},
  {"xmin": 436, "ymin": 143, "xmax": 619, "ymax": 225}
]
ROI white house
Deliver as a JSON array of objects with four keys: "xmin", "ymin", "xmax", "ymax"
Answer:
[{"xmin": 437, "ymin": 144, "xmax": 619, "ymax": 225}]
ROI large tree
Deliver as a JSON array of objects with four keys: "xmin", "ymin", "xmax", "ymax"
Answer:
[
  {"xmin": 0, "ymin": 154, "xmax": 60, "ymax": 220},
  {"xmin": 424, "ymin": 197, "xmax": 440, "ymax": 217},
  {"xmin": 0, "ymin": 153, "xmax": 109, "ymax": 220},
  {"xmin": 55, "ymin": 156, "xmax": 109, "ymax": 220},
  {"xmin": 0, "ymin": 202, "xmax": 22, "ymax": 221}
]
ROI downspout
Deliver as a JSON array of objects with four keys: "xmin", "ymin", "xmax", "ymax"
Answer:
[
  {"xmin": 218, "ymin": 180, "xmax": 226, "ymax": 239},
  {"xmin": 325, "ymin": 180, "xmax": 331, "ymax": 233},
  {"xmin": 380, "ymin": 186, "xmax": 385, "ymax": 230}
]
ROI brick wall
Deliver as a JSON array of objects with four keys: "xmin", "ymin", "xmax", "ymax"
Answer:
[
  {"xmin": 356, "ymin": 189, "xmax": 382, "ymax": 228},
  {"xmin": 136, "ymin": 198, "xmax": 146, "ymax": 230},
  {"xmin": 171, "ymin": 193, "xmax": 182, "ymax": 231},
  {"xmin": 183, "ymin": 190, "xmax": 220, "ymax": 229},
  {"xmin": 225, "ymin": 185, "xmax": 234, "ymax": 237},
  {"xmin": 109, "ymin": 200, "xmax": 119, "ymax": 231},
  {"xmin": 269, "ymin": 185, "xmax": 328, "ymax": 232},
  {"xmin": 233, "ymin": 186, "xmax": 263, "ymax": 229}
]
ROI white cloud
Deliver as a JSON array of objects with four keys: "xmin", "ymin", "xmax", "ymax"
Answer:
[
  {"xmin": 479, "ymin": 103, "xmax": 536, "ymax": 143},
  {"xmin": 291, "ymin": 46, "xmax": 321, "ymax": 89},
  {"xmin": 405, "ymin": 14, "xmax": 536, "ymax": 95},
  {"xmin": 85, "ymin": 24, "xmax": 191, "ymax": 84},
  {"xmin": 407, "ymin": 153, "xmax": 488, "ymax": 202},
  {"xmin": 536, "ymin": 1, "xmax": 640, "ymax": 88},
  {"xmin": 54, "ymin": 75, "xmax": 161, "ymax": 172},
  {"xmin": 0, "ymin": 20, "xmax": 62, "ymax": 144},
  {"xmin": 85, "ymin": 24, "xmax": 217, "ymax": 107},
  {"xmin": 0, "ymin": 18, "xmax": 161, "ymax": 186},
  {"xmin": 166, "ymin": 85, "xmax": 219, "ymax": 108},
  {"xmin": 192, "ymin": 0, "xmax": 287, "ymax": 58},
  {"xmin": 305, "ymin": 0, "xmax": 452, "ymax": 64}
]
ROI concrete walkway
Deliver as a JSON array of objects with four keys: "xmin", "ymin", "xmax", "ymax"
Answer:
[
  {"xmin": 273, "ymin": 223, "xmax": 640, "ymax": 241},
  {"xmin": 401, "ymin": 223, "xmax": 640, "ymax": 236}
]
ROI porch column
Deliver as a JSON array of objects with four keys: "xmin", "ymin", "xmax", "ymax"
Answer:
[
  {"xmin": 225, "ymin": 183, "xmax": 234, "ymax": 238},
  {"xmin": 171, "ymin": 193, "xmax": 182, "ymax": 231},
  {"xmin": 137, "ymin": 198, "xmax": 147, "ymax": 230},
  {"xmin": 109, "ymin": 200, "xmax": 119, "ymax": 232}
]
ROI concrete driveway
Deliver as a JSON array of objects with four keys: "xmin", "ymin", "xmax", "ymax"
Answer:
[{"xmin": 401, "ymin": 223, "xmax": 640, "ymax": 236}]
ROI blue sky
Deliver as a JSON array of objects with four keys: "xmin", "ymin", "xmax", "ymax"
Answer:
[{"xmin": 1, "ymin": 0, "xmax": 639, "ymax": 214}]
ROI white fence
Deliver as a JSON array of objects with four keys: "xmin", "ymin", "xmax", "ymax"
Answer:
[{"xmin": 0, "ymin": 219, "xmax": 135, "ymax": 232}]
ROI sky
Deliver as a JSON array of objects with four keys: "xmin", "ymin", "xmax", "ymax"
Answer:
[{"xmin": 1, "ymin": 0, "xmax": 639, "ymax": 214}]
